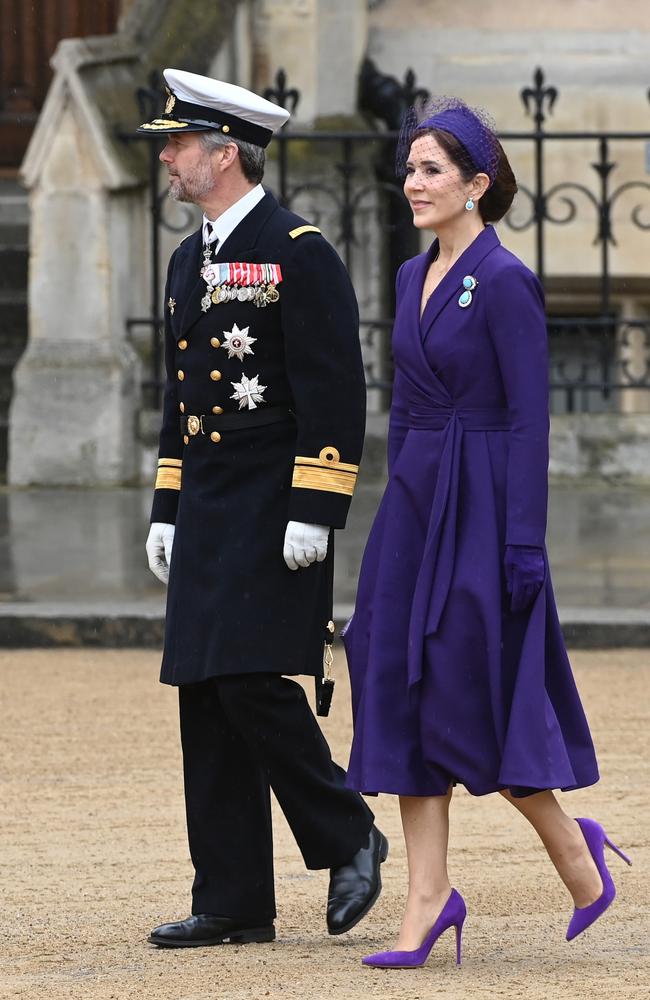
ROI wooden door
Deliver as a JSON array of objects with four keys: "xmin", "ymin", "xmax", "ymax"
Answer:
[{"xmin": 0, "ymin": 0, "xmax": 120, "ymax": 170}]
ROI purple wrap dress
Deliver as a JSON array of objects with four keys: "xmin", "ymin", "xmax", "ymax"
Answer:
[{"xmin": 344, "ymin": 225, "xmax": 599, "ymax": 797}]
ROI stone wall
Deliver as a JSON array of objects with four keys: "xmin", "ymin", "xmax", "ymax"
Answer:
[
  {"xmin": 363, "ymin": 411, "xmax": 650, "ymax": 485},
  {"xmin": 10, "ymin": 0, "xmax": 243, "ymax": 486},
  {"xmin": 10, "ymin": 0, "xmax": 650, "ymax": 484},
  {"xmin": 367, "ymin": 0, "xmax": 650, "ymax": 281},
  {"xmin": 10, "ymin": 37, "xmax": 144, "ymax": 486}
]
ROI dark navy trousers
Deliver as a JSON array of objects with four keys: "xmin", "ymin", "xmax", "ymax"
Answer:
[{"xmin": 178, "ymin": 673, "xmax": 373, "ymax": 921}]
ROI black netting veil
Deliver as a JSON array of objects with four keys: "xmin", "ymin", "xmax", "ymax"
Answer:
[{"xmin": 395, "ymin": 96, "xmax": 500, "ymax": 186}]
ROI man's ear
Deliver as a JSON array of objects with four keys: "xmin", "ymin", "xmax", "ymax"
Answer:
[{"xmin": 216, "ymin": 142, "xmax": 239, "ymax": 172}]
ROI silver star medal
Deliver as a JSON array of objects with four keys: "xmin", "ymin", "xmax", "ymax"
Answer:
[
  {"xmin": 222, "ymin": 323, "xmax": 256, "ymax": 361},
  {"xmin": 230, "ymin": 374, "xmax": 267, "ymax": 410}
]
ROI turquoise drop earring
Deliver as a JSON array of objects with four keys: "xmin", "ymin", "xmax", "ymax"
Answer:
[{"xmin": 465, "ymin": 198, "xmax": 474, "ymax": 211}]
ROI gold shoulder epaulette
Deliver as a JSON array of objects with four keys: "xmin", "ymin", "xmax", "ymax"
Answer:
[{"xmin": 289, "ymin": 225, "xmax": 321, "ymax": 239}]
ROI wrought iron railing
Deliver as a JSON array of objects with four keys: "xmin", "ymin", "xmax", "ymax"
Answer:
[{"xmin": 121, "ymin": 66, "xmax": 650, "ymax": 412}]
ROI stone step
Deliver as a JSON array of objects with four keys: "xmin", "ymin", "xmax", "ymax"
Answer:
[
  {"xmin": 0, "ymin": 246, "xmax": 28, "ymax": 290},
  {"xmin": 0, "ymin": 233, "xmax": 27, "ymax": 476},
  {"xmin": 0, "ymin": 298, "xmax": 27, "ymax": 345},
  {"xmin": 0, "ymin": 224, "xmax": 28, "ymax": 246},
  {"xmin": 0, "ymin": 332, "xmax": 28, "ymax": 366},
  {"xmin": 0, "ymin": 372, "xmax": 18, "ymax": 410},
  {"xmin": 0, "ymin": 425, "xmax": 7, "ymax": 481},
  {"xmin": 0, "ymin": 287, "xmax": 27, "ymax": 301},
  {"xmin": 0, "ymin": 604, "xmax": 647, "ymax": 649},
  {"xmin": 0, "ymin": 184, "xmax": 29, "ymax": 227},
  {"xmin": 0, "ymin": 342, "xmax": 27, "ymax": 369},
  {"xmin": 0, "ymin": 274, "xmax": 27, "ymax": 476},
  {"xmin": 0, "ymin": 346, "xmax": 26, "ymax": 370}
]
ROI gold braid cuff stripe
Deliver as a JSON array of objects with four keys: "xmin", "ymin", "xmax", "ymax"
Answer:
[
  {"xmin": 295, "ymin": 455, "xmax": 359, "ymax": 474},
  {"xmin": 155, "ymin": 459, "xmax": 182, "ymax": 491},
  {"xmin": 155, "ymin": 469, "xmax": 181, "ymax": 491},
  {"xmin": 293, "ymin": 448, "xmax": 359, "ymax": 494},
  {"xmin": 292, "ymin": 466, "xmax": 357, "ymax": 496},
  {"xmin": 139, "ymin": 119, "xmax": 190, "ymax": 130}
]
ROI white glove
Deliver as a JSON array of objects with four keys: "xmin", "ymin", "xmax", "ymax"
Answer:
[
  {"xmin": 146, "ymin": 522, "xmax": 175, "ymax": 585},
  {"xmin": 283, "ymin": 521, "xmax": 329, "ymax": 571}
]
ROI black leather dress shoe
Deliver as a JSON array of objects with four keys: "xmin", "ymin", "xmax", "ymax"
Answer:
[
  {"xmin": 327, "ymin": 826, "xmax": 389, "ymax": 935},
  {"xmin": 148, "ymin": 914, "xmax": 275, "ymax": 948}
]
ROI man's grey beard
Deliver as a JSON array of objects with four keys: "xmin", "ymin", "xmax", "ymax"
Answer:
[{"xmin": 168, "ymin": 157, "xmax": 215, "ymax": 204}]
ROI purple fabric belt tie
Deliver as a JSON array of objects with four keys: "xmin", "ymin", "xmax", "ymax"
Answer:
[
  {"xmin": 406, "ymin": 406, "xmax": 511, "ymax": 688},
  {"xmin": 407, "ymin": 406, "xmax": 511, "ymax": 432}
]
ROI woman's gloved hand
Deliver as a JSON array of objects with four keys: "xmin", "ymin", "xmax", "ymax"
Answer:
[
  {"xmin": 283, "ymin": 521, "xmax": 329, "ymax": 570},
  {"xmin": 504, "ymin": 544, "xmax": 545, "ymax": 613}
]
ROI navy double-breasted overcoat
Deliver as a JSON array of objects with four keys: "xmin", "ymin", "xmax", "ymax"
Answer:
[{"xmin": 151, "ymin": 191, "xmax": 366, "ymax": 685}]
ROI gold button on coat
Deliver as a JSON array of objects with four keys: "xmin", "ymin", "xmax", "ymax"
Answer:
[
  {"xmin": 210, "ymin": 431, "xmax": 221, "ymax": 443},
  {"xmin": 177, "ymin": 370, "xmax": 185, "ymax": 381},
  {"xmin": 210, "ymin": 337, "xmax": 220, "ymax": 348},
  {"xmin": 210, "ymin": 370, "xmax": 221, "ymax": 381},
  {"xmin": 183, "ymin": 434, "xmax": 189, "ymax": 445},
  {"xmin": 178, "ymin": 339, "xmax": 188, "ymax": 350},
  {"xmin": 212, "ymin": 405, "xmax": 224, "ymax": 414}
]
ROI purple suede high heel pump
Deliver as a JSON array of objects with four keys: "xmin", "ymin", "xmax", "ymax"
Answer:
[
  {"xmin": 362, "ymin": 888, "xmax": 466, "ymax": 969},
  {"xmin": 566, "ymin": 817, "xmax": 632, "ymax": 942}
]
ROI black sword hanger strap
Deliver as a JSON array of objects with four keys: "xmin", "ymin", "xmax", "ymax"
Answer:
[{"xmin": 315, "ymin": 535, "xmax": 336, "ymax": 718}]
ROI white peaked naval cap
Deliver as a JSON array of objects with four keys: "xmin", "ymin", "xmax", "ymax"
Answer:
[{"xmin": 137, "ymin": 68, "xmax": 290, "ymax": 147}]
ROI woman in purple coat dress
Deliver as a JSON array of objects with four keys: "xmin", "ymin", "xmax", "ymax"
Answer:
[{"xmin": 343, "ymin": 99, "xmax": 631, "ymax": 969}]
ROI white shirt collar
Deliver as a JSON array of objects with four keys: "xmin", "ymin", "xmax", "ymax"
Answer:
[{"xmin": 202, "ymin": 184, "xmax": 265, "ymax": 250}]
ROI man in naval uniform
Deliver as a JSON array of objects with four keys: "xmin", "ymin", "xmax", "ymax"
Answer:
[{"xmin": 140, "ymin": 69, "xmax": 387, "ymax": 948}]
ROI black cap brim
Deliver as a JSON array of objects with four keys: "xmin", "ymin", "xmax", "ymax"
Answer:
[{"xmin": 136, "ymin": 97, "xmax": 274, "ymax": 146}]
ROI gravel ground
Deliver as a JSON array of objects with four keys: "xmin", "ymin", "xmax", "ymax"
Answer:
[{"xmin": 0, "ymin": 648, "xmax": 648, "ymax": 1000}]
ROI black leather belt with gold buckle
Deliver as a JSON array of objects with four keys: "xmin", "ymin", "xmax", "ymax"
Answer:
[{"xmin": 180, "ymin": 406, "xmax": 293, "ymax": 436}]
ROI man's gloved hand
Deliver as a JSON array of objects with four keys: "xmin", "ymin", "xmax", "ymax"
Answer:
[
  {"xmin": 283, "ymin": 521, "xmax": 330, "ymax": 571},
  {"xmin": 504, "ymin": 544, "xmax": 545, "ymax": 613},
  {"xmin": 146, "ymin": 522, "xmax": 176, "ymax": 585}
]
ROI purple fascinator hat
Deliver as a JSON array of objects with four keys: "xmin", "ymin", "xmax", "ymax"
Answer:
[{"xmin": 396, "ymin": 96, "xmax": 500, "ymax": 186}]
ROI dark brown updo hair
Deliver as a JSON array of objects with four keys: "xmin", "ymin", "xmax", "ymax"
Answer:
[{"xmin": 419, "ymin": 127, "xmax": 518, "ymax": 224}]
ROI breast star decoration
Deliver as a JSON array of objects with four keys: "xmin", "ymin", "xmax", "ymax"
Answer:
[
  {"xmin": 230, "ymin": 373, "xmax": 267, "ymax": 410},
  {"xmin": 222, "ymin": 323, "xmax": 257, "ymax": 361}
]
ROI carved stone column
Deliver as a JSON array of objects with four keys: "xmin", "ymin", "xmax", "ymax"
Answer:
[
  {"xmin": 9, "ymin": 39, "xmax": 144, "ymax": 485},
  {"xmin": 618, "ymin": 298, "xmax": 650, "ymax": 416},
  {"xmin": 251, "ymin": 0, "xmax": 368, "ymax": 122}
]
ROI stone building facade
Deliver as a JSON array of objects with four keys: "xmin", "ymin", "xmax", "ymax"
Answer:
[{"xmin": 7, "ymin": 0, "xmax": 650, "ymax": 485}]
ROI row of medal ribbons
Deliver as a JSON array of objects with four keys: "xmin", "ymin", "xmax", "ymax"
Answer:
[
  {"xmin": 202, "ymin": 261, "xmax": 283, "ymax": 286},
  {"xmin": 201, "ymin": 261, "xmax": 283, "ymax": 309},
  {"xmin": 201, "ymin": 261, "xmax": 282, "ymax": 312}
]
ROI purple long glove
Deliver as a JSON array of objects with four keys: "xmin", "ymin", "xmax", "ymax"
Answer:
[{"xmin": 504, "ymin": 545, "xmax": 545, "ymax": 613}]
